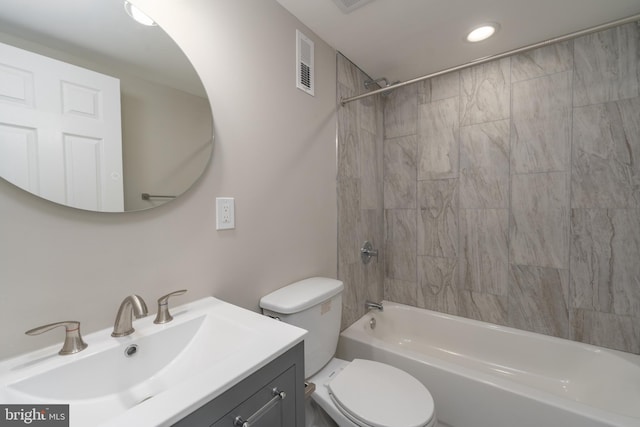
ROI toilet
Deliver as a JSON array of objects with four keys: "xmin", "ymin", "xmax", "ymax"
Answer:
[{"xmin": 260, "ymin": 277, "xmax": 437, "ymax": 427}]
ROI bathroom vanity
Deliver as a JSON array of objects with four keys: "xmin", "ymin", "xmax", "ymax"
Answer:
[{"xmin": 0, "ymin": 297, "xmax": 307, "ymax": 427}]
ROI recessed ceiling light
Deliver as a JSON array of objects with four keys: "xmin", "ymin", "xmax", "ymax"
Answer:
[
  {"xmin": 124, "ymin": 1, "xmax": 157, "ymax": 27},
  {"xmin": 466, "ymin": 24, "xmax": 498, "ymax": 42}
]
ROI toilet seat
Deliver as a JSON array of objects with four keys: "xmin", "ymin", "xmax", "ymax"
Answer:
[{"xmin": 327, "ymin": 359, "xmax": 435, "ymax": 427}]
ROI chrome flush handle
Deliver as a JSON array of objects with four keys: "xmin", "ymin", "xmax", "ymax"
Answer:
[
  {"xmin": 154, "ymin": 289, "xmax": 187, "ymax": 324},
  {"xmin": 25, "ymin": 320, "xmax": 88, "ymax": 355}
]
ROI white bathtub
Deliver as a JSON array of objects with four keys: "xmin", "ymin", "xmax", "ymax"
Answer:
[{"xmin": 336, "ymin": 301, "xmax": 640, "ymax": 427}]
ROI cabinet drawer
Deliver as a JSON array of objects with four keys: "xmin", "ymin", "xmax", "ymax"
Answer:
[{"xmin": 173, "ymin": 342, "xmax": 304, "ymax": 427}]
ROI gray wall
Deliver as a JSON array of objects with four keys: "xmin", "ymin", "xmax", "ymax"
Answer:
[
  {"xmin": 0, "ymin": 0, "xmax": 337, "ymax": 360},
  {"xmin": 339, "ymin": 22, "xmax": 640, "ymax": 354}
]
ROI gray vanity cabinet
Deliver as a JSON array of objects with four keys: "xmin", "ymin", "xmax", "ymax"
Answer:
[{"xmin": 173, "ymin": 342, "xmax": 304, "ymax": 426}]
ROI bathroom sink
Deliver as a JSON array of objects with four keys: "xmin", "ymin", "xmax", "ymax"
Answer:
[{"xmin": 0, "ymin": 297, "xmax": 306, "ymax": 427}]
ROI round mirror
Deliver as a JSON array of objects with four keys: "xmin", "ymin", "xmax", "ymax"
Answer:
[{"xmin": 0, "ymin": 0, "xmax": 213, "ymax": 212}]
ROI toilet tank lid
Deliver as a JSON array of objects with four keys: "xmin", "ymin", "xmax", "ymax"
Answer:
[{"xmin": 260, "ymin": 277, "xmax": 344, "ymax": 314}]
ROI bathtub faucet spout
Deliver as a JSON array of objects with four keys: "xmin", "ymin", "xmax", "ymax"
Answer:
[{"xmin": 365, "ymin": 300, "xmax": 383, "ymax": 312}]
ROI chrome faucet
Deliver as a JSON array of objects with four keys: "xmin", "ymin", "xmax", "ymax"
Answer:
[
  {"xmin": 25, "ymin": 320, "xmax": 88, "ymax": 355},
  {"xmin": 111, "ymin": 295, "xmax": 148, "ymax": 337},
  {"xmin": 365, "ymin": 300, "xmax": 383, "ymax": 311}
]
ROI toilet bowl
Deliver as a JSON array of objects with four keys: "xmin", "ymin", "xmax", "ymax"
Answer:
[
  {"xmin": 260, "ymin": 277, "xmax": 437, "ymax": 427},
  {"xmin": 310, "ymin": 358, "xmax": 436, "ymax": 427}
]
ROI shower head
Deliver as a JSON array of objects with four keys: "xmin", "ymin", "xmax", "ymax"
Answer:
[{"xmin": 364, "ymin": 77, "xmax": 389, "ymax": 89}]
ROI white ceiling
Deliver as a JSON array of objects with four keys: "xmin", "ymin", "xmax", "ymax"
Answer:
[{"xmin": 276, "ymin": 0, "xmax": 640, "ymax": 84}]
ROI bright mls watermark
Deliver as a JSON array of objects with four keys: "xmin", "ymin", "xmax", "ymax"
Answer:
[{"xmin": 0, "ymin": 405, "xmax": 69, "ymax": 426}]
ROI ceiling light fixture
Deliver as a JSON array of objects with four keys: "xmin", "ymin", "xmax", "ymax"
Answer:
[
  {"xmin": 466, "ymin": 24, "xmax": 498, "ymax": 42},
  {"xmin": 124, "ymin": 1, "xmax": 157, "ymax": 26}
]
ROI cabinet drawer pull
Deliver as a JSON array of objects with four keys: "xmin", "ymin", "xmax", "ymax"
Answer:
[{"xmin": 233, "ymin": 388, "xmax": 286, "ymax": 427}]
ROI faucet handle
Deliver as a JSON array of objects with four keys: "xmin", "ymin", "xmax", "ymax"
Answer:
[
  {"xmin": 25, "ymin": 321, "xmax": 88, "ymax": 355},
  {"xmin": 154, "ymin": 289, "xmax": 187, "ymax": 324}
]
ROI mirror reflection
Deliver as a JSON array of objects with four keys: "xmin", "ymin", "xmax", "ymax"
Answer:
[{"xmin": 0, "ymin": 0, "xmax": 213, "ymax": 212}]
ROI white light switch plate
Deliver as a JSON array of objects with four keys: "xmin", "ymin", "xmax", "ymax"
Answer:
[{"xmin": 216, "ymin": 197, "xmax": 235, "ymax": 230}]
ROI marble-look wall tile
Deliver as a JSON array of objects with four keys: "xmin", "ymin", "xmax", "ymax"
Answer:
[
  {"xmin": 384, "ymin": 278, "xmax": 418, "ymax": 306},
  {"xmin": 336, "ymin": 54, "xmax": 362, "ymax": 96},
  {"xmin": 572, "ymin": 97, "xmax": 640, "ymax": 208},
  {"xmin": 508, "ymin": 264, "xmax": 570, "ymax": 338},
  {"xmin": 511, "ymin": 41, "xmax": 573, "ymax": 82},
  {"xmin": 337, "ymin": 178, "xmax": 361, "ymax": 265},
  {"xmin": 384, "ymin": 84, "xmax": 417, "ymax": 139},
  {"xmin": 459, "ymin": 120, "xmax": 509, "ymax": 208},
  {"xmin": 384, "ymin": 135, "xmax": 417, "ymax": 209},
  {"xmin": 572, "ymin": 309, "xmax": 640, "ymax": 353},
  {"xmin": 417, "ymin": 97, "xmax": 459, "ymax": 180},
  {"xmin": 385, "ymin": 209, "xmax": 417, "ymax": 282},
  {"xmin": 359, "ymin": 94, "xmax": 378, "ymax": 135},
  {"xmin": 457, "ymin": 290, "xmax": 508, "ymax": 325},
  {"xmin": 418, "ymin": 179, "xmax": 458, "ymax": 258},
  {"xmin": 510, "ymin": 172, "xmax": 569, "ymax": 269},
  {"xmin": 418, "ymin": 256, "xmax": 458, "ymax": 313},
  {"xmin": 460, "ymin": 58, "xmax": 510, "ymax": 126},
  {"xmin": 337, "ymin": 55, "xmax": 384, "ymax": 331},
  {"xmin": 459, "ymin": 209, "xmax": 509, "ymax": 296},
  {"xmin": 360, "ymin": 128, "xmax": 381, "ymax": 210},
  {"xmin": 570, "ymin": 209, "xmax": 640, "ymax": 317},
  {"xmin": 337, "ymin": 86, "xmax": 360, "ymax": 179},
  {"xmin": 511, "ymin": 71, "xmax": 572, "ymax": 174},
  {"xmin": 339, "ymin": 261, "xmax": 366, "ymax": 330},
  {"xmin": 431, "ymin": 71, "xmax": 460, "ymax": 101},
  {"xmin": 574, "ymin": 22, "xmax": 640, "ymax": 107},
  {"xmin": 417, "ymin": 80, "xmax": 431, "ymax": 105}
]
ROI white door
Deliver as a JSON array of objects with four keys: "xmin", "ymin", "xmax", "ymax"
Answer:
[{"xmin": 0, "ymin": 41, "xmax": 124, "ymax": 211}]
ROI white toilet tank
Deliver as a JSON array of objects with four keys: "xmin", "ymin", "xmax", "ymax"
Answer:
[{"xmin": 260, "ymin": 277, "xmax": 344, "ymax": 378}]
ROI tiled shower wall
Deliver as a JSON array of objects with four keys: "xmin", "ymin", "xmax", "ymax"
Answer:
[
  {"xmin": 337, "ymin": 22, "xmax": 640, "ymax": 354},
  {"xmin": 336, "ymin": 54, "xmax": 384, "ymax": 330}
]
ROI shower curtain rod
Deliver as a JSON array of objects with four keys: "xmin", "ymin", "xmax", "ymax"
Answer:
[{"xmin": 340, "ymin": 13, "xmax": 640, "ymax": 105}]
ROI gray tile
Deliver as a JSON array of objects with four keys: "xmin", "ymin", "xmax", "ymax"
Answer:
[
  {"xmin": 570, "ymin": 209, "xmax": 640, "ymax": 317},
  {"xmin": 572, "ymin": 309, "xmax": 640, "ymax": 353},
  {"xmin": 337, "ymin": 179, "xmax": 361, "ymax": 265},
  {"xmin": 418, "ymin": 256, "xmax": 458, "ymax": 314},
  {"xmin": 360, "ymin": 128, "xmax": 382, "ymax": 210},
  {"xmin": 508, "ymin": 264, "xmax": 570, "ymax": 339},
  {"xmin": 510, "ymin": 172, "xmax": 570, "ymax": 269},
  {"xmin": 572, "ymin": 97, "xmax": 640, "ymax": 208},
  {"xmin": 384, "ymin": 278, "xmax": 418, "ymax": 306},
  {"xmin": 511, "ymin": 71, "xmax": 572, "ymax": 174},
  {"xmin": 457, "ymin": 290, "xmax": 508, "ymax": 325},
  {"xmin": 460, "ymin": 58, "xmax": 510, "ymax": 126},
  {"xmin": 384, "ymin": 135, "xmax": 417, "ymax": 209},
  {"xmin": 459, "ymin": 209, "xmax": 509, "ymax": 296},
  {"xmin": 384, "ymin": 84, "xmax": 417, "ymax": 139},
  {"xmin": 511, "ymin": 41, "xmax": 573, "ymax": 82},
  {"xmin": 431, "ymin": 71, "xmax": 460, "ymax": 101},
  {"xmin": 417, "ymin": 97, "xmax": 459, "ymax": 180},
  {"xmin": 418, "ymin": 179, "xmax": 458, "ymax": 258},
  {"xmin": 337, "ymin": 87, "xmax": 360, "ymax": 179},
  {"xmin": 460, "ymin": 119, "xmax": 510, "ymax": 208},
  {"xmin": 336, "ymin": 54, "xmax": 361, "ymax": 95},
  {"xmin": 385, "ymin": 209, "xmax": 417, "ymax": 282},
  {"xmin": 417, "ymin": 80, "xmax": 431, "ymax": 105},
  {"xmin": 339, "ymin": 261, "xmax": 366, "ymax": 330},
  {"xmin": 574, "ymin": 22, "xmax": 640, "ymax": 107},
  {"xmin": 359, "ymin": 94, "xmax": 378, "ymax": 135}
]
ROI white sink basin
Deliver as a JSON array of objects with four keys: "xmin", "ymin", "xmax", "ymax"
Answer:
[{"xmin": 0, "ymin": 297, "xmax": 306, "ymax": 426}]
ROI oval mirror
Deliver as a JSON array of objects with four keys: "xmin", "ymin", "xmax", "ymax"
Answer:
[{"xmin": 0, "ymin": 0, "xmax": 213, "ymax": 212}]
